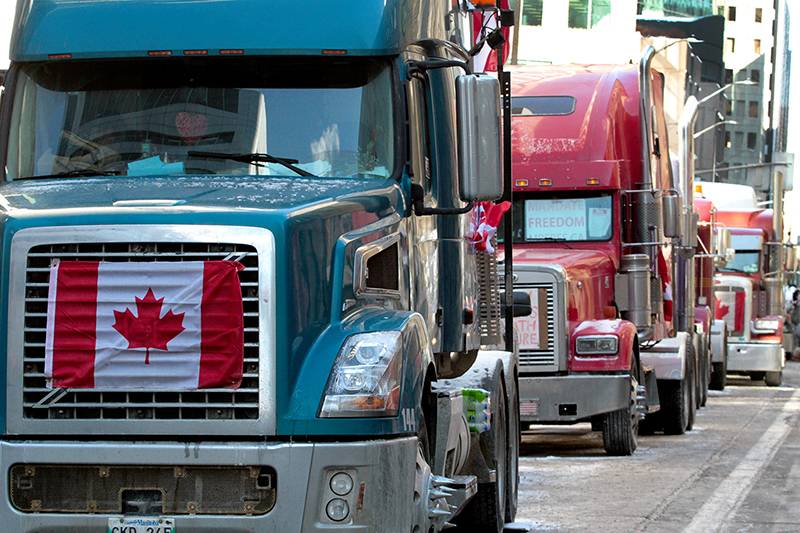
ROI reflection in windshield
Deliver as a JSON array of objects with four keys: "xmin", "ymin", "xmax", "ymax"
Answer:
[
  {"xmin": 720, "ymin": 251, "xmax": 760, "ymax": 274},
  {"xmin": 5, "ymin": 57, "xmax": 394, "ymax": 180}
]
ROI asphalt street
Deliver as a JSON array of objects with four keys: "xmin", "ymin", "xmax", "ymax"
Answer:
[{"xmin": 511, "ymin": 360, "xmax": 800, "ymax": 532}]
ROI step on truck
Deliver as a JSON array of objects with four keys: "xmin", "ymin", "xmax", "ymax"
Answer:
[
  {"xmin": 697, "ymin": 181, "xmax": 789, "ymax": 387},
  {"xmin": 0, "ymin": 0, "xmax": 524, "ymax": 531},
  {"xmin": 503, "ymin": 48, "xmax": 711, "ymax": 451}
]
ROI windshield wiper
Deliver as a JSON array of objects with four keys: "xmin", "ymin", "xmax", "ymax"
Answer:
[
  {"xmin": 16, "ymin": 169, "xmax": 121, "ymax": 181},
  {"xmin": 188, "ymin": 151, "xmax": 316, "ymax": 177}
]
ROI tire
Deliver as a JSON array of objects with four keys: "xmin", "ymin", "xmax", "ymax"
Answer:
[
  {"xmin": 453, "ymin": 380, "xmax": 508, "ymax": 533},
  {"xmin": 709, "ymin": 336, "xmax": 727, "ymax": 392},
  {"xmin": 699, "ymin": 342, "xmax": 709, "ymax": 407},
  {"xmin": 504, "ymin": 374, "xmax": 520, "ymax": 524},
  {"xmin": 686, "ymin": 341, "xmax": 697, "ymax": 432},
  {"xmin": 765, "ymin": 371, "xmax": 782, "ymax": 387},
  {"xmin": 659, "ymin": 345, "xmax": 693, "ymax": 436},
  {"xmin": 602, "ymin": 357, "xmax": 639, "ymax": 456}
]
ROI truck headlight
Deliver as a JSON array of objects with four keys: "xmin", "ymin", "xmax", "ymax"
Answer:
[
  {"xmin": 752, "ymin": 318, "xmax": 781, "ymax": 333},
  {"xmin": 319, "ymin": 331, "xmax": 402, "ymax": 418},
  {"xmin": 575, "ymin": 335, "xmax": 618, "ymax": 355}
]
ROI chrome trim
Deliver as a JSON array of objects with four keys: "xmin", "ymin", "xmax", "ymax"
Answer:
[
  {"xmin": 8, "ymin": 225, "xmax": 276, "ymax": 436},
  {"xmin": 353, "ymin": 232, "xmax": 402, "ymax": 300}
]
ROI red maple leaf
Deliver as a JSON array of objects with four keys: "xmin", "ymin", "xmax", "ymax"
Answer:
[
  {"xmin": 715, "ymin": 299, "xmax": 730, "ymax": 319},
  {"xmin": 112, "ymin": 288, "xmax": 186, "ymax": 364}
]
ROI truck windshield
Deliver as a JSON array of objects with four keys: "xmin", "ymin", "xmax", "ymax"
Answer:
[
  {"xmin": 3, "ymin": 57, "xmax": 395, "ymax": 180},
  {"xmin": 502, "ymin": 193, "xmax": 614, "ymax": 242},
  {"xmin": 719, "ymin": 251, "xmax": 760, "ymax": 274}
]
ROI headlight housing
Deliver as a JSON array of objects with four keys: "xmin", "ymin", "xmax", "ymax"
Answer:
[
  {"xmin": 319, "ymin": 331, "xmax": 402, "ymax": 418},
  {"xmin": 752, "ymin": 318, "xmax": 781, "ymax": 333},
  {"xmin": 575, "ymin": 335, "xmax": 619, "ymax": 355}
]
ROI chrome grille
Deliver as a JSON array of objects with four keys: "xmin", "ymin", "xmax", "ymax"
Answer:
[
  {"xmin": 514, "ymin": 281, "xmax": 557, "ymax": 368},
  {"xmin": 22, "ymin": 242, "xmax": 259, "ymax": 421}
]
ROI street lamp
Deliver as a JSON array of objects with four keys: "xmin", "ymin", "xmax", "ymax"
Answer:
[
  {"xmin": 694, "ymin": 120, "xmax": 738, "ymax": 139},
  {"xmin": 697, "ymin": 80, "xmax": 757, "ymax": 105}
]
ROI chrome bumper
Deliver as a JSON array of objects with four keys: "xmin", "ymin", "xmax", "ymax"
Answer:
[
  {"xmin": 518, "ymin": 374, "xmax": 630, "ymax": 422},
  {"xmin": 727, "ymin": 342, "xmax": 784, "ymax": 372}
]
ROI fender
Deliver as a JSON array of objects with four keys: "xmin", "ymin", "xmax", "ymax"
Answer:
[
  {"xmin": 281, "ymin": 306, "xmax": 434, "ymax": 436},
  {"xmin": 569, "ymin": 319, "xmax": 637, "ymax": 372},
  {"xmin": 750, "ymin": 315, "xmax": 783, "ymax": 343}
]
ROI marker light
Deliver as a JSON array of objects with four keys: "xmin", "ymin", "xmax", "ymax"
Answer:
[
  {"xmin": 471, "ymin": 0, "xmax": 498, "ymax": 6},
  {"xmin": 48, "ymin": 53, "xmax": 72, "ymax": 60},
  {"xmin": 515, "ymin": 179, "xmax": 529, "ymax": 187},
  {"xmin": 323, "ymin": 50, "xmax": 347, "ymax": 55},
  {"xmin": 539, "ymin": 179, "xmax": 552, "ymax": 186},
  {"xmin": 587, "ymin": 178, "xmax": 600, "ymax": 185},
  {"xmin": 147, "ymin": 50, "xmax": 172, "ymax": 56},
  {"xmin": 184, "ymin": 50, "xmax": 208, "ymax": 56},
  {"xmin": 219, "ymin": 49, "xmax": 244, "ymax": 55}
]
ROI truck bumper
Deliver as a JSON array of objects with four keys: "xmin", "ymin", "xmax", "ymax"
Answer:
[
  {"xmin": 518, "ymin": 374, "xmax": 629, "ymax": 423},
  {"xmin": 0, "ymin": 438, "xmax": 418, "ymax": 532},
  {"xmin": 727, "ymin": 342, "xmax": 784, "ymax": 372}
]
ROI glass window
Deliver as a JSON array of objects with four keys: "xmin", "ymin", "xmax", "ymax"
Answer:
[
  {"xmin": 725, "ymin": 69, "xmax": 733, "ymax": 85},
  {"xmin": 720, "ymin": 251, "xmax": 760, "ymax": 274},
  {"xmin": 506, "ymin": 194, "xmax": 614, "ymax": 242},
  {"xmin": 755, "ymin": 8, "xmax": 762, "ymax": 23},
  {"xmin": 511, "ymin": 96, "xmax": 576, "ymax": 116},
  {"xmin": 751, "ymin": 69, "xmax": 760, "ymax": 84},
  {"xmin": 522, "ymin": 0, "xmax": 544, "ymax": 26},
  {"xmin": 727, "ymin": 38, "xmax": 735, "ymax": 54},
  {"xmin": 749, "ymin": 101, "xmax": 759, "ymax": 118},
  {"xmin": 5, "ymin": 57, "xmax": 396, "ymax": 181},
  {"xmin": 728, "ymin": 6, "xmax": 736, "ymax": 21},
  {"xmin": 568, "ymin": 0, "xmax": 610, "ymax": 29},
  {"xmin": 725, "ymin": 131, "xmax": 731, "ymax": 148},
  {"xmin": 747, "ymin": 132, "xmax": 757, "ymax": 150},
  {"xmin": 754, "ymin": 39, "xmax": 761, "ymax": 55}
]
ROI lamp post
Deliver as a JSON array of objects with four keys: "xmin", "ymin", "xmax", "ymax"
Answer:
[
  {"xmin": 697, "ymin": 80, "xmax": 757, "ymax": 105},
  {"xmin": 694, "ymin": 120, "xmax": 738, "ymax": 139}
]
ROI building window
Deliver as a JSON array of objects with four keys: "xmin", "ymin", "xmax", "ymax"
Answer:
[
  {"xmin": 521, "ymin": 0, "xmax": 544, "ymax": 26},
  {"xmin": 726, "ymin": 99, "xmax": 733, "ymax": 116},
  {"xmin": 754, "ymin": 39, "xmax": 761, "ymax": 55},
  {"xmin": 728, "ymin": 6, "xmax": 736, "ymax": 21},
  {"xmin": 751, "ymin": 69, "xmax": 760, "ymax": 84},
  {"xmin": 755, "ymin": 8, "xmax": 762, "ymax": 23},
  {"xmin": 725, "ymin": 131, "xmax": 731, "ymax": 148},
  {"xmin": 725, "ymin": 69, "xmax": 733, "ymax": 85},
  {"xmin": 727, "ymin": 38, "xmax": 735, "ymax": 54},
  {"xmin": 568, "ymin": 0, "xmax": 611, "ymax": 30},
  {"xmin": 747, "ymin": 132, "xmax": 757, "ymax": 150},
  {"xmin": 749, "ymin": 101, "xmax": 759, "ymax": 118}
]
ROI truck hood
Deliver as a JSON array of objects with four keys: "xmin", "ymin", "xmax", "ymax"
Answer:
[
  {"xmin": 510, "ymin": 246, "xmax": 616, "ymax": 279},
  {"xmin": 0, "ymin": 175, "xmax": 399, "ymax": 214}
]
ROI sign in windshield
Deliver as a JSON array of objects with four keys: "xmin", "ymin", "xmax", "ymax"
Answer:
[{"xmin": 524, "ymin": 196, "xmax": 612, "ymax": 241}]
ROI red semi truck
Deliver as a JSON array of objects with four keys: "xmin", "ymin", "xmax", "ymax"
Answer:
[
  {"xmin": 503, "ymin": 49, "xmax": 713, "ymax": 454},
  {"xmin": 698, "ymin": 182, "xmax": 786, "ymax": 386}
]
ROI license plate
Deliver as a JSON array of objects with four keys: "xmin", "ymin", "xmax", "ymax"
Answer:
[{"xmin": 108, "ymin": 517, "xmax": 175, "ymax": 533}]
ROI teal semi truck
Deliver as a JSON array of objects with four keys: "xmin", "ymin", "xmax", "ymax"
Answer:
[{"xmin": 0, "ymin": 0, "xmax": 522, "ymax": 531}]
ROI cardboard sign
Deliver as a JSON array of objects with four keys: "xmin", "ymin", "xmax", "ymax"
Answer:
[{"xmin": 514, "ymin": 288, "xmax": 549, "ymax": 350}]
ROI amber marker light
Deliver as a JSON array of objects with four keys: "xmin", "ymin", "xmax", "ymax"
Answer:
[
  {"xmin": 219, "ymin": 49, "xmax": 244, "ymax": 55},
  {"xmin": 587, "ymin": 178, "xmax": 600, "ymax": 185},
  {"xmin": 48, "ymin": 53, "xmax": 72, "ymax": 59},
  {"xmin": 603, "ymin": 306, "xmax": 617, "ymax": 319},
  {"xmin": 471, "ymin": 0, "xmax": 497, "ymax": 5},
  {"xmin": 515, "ymin": 179, "xmax": 529, "ymax": 187},
  {"xmin": 184, "ymin": 50, "xmax": 208, "ymax": 56},
  {"xmin": 147, "ymin": 50, "xmax": 172, "ymax": 56},
  {"xmin": 539, "ymin": 179, "xmax": 552, "ymax": 186},
  {"xmin": 322, "ymin": 50, "xmax": 347, "ymax": 55}
]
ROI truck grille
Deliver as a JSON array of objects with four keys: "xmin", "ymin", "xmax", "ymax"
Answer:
[
  {"xmin": 22, "ymin": 242, "xmax": 260, "ymax": 421},
  {"xmin": 514, "ymin": 281, "xmax": 557, "ymax": 369}
]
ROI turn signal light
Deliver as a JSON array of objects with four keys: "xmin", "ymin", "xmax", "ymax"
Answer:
[
  {"xmin": 539, "ymin": 179, "xmax": 552, "ymax": 186},
  {"xmin": 515, "ymin": 179, "xmax": 529, "ymax": 187},
  {"xmin": 603, "ymin": 306, "xmax": 617, "ymax": 319},
  {"xmin": 587, "ymin": 178, "xmax": 600, "ymax": 185}
]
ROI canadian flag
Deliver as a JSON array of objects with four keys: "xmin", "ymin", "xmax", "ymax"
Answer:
[
  {"xmin": 716, "ymin": 290, "xmax": 746, "ymax": 332},
  {"xmin": 45, "ymin": 260, "xmax": 245, "ymax": 390},
  {"xmin": 657, "ymin": 250, "xmax": 673, "ymax": 320}
]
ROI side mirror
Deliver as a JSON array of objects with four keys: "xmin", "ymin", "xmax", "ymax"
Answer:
[
  {"xmin": 456, "ymin": 74, "xmax": 503, "ymax": 202},
  {"xmin": 501, "ymin": 290, "xmax": 532, "ymax": 318},
  {"xmin": 662, "ymin": 194, "xmax": 682, "ymax": 239}
]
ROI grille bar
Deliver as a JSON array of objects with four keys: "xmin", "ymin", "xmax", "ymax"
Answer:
[
  {"xmin": 515, "ymin": 281, "xmax": 557, "ymax": 369},
  {"xmin": 22, "ymin": 242, "xmax": 260, "ymax": 421}
]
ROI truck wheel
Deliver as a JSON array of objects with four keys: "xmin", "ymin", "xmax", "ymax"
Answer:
[
  {"xmin": 504, "ymin": 374, "xmax": 520, "ymax": 524},
  {"xmin": 765, "ymin": 371, "xmax": 782, "ymax": 387},
  {"xmin": 709, "ymin": 339, "xmax": 727, "ymax": 392},
  {"xmin": 453, "ymin": 380, "xmax": 508, "ymax": 533},
  {"xmin": 699, "ymin": 343, "xmax": 709, "ymax": 407},
  {"xmin": 686, "ymin": 342, "xmax": 697, "ymax": 431},
  {"xmin": 602, "ymin": 358, "xmax": 638, "ymax": 456}
]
